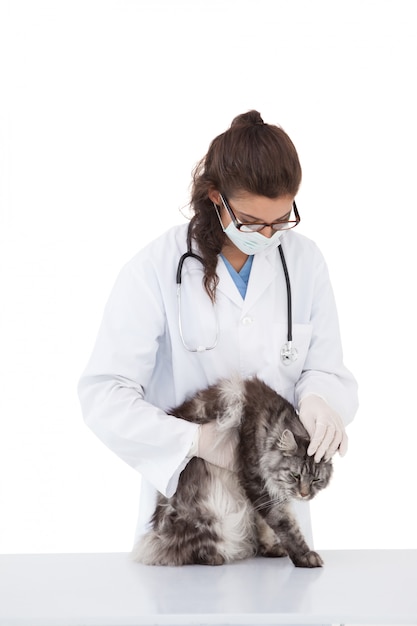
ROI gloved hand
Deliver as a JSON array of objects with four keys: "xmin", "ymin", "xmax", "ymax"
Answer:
[
  {"xmin": 298, "ymin": 395, "xmax": 348, "ymax": 462},
  {"xmin": 189, "ymin": 422, "xmax": 238, "ymax": 471}
]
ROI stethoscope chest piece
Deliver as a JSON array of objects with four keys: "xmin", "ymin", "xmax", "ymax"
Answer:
[{"xmin": 280, "ymin": 341, "xmax": 298, "ymax": 365}]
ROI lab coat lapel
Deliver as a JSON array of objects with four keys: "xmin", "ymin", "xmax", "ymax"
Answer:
[
  {"xmin": 216, "ymin": 257, "xmax": 244, "ymax": 307},
  {"xmin": 242, "ymin": 251, "xmax": 276, "ymax": 314}
]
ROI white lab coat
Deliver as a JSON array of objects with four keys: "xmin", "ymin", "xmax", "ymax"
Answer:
[{"xmin": 78, "ymin": 223, "xmax": 358, "ymax": 544}]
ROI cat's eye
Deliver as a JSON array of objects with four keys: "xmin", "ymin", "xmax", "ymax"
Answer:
[
  {"xmin": 290, "ymin": 472, "xmax": 301, "ymax": 480},
  {"xmin": 312, "ymin": 478, "xmax": 321, "ymax": 483}
]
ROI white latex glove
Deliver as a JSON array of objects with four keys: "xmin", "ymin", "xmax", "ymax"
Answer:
[
  {"xmin": 188, "ymin": 422, "xmax": 237, "ymax": 471},
  {"xmin": 298, "ymin": 395, "xmax": 348, "ymax": 462}
]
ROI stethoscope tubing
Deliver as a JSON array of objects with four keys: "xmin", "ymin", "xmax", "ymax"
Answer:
[
  {"xmin": 278, "ymin": 244, "xmax": 292, "ymax": 343},
  {"xmin": 176, "ymin": 248, "xmax": 218, "ymax": 352},
  {"xmin": 176, "ymin": 250, "xmax": 204, "ymax": 285},
  {"xmin": 176, "ymin": 230, "xmax": 296, "ymax": 363}
]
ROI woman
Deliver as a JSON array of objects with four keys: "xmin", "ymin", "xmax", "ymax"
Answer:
[{"xmin": 78, "ymin": 110, "xmax": 358, "ymax": 546}]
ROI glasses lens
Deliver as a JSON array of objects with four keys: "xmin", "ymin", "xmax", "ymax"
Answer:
[
  {"xmin": 239, "ymin": 223, "xmax": 265, "ymax": 233},
  {"xmin": 239, "ymin": 216, "xmax": 298, "ymax": 233},
  {"xmin": 270, "ymin": 220, "xmax": 298, "ymax": 231},
  {"xmin": 228, "ymin": 199, "xmax": 299, "ymax": 233}
]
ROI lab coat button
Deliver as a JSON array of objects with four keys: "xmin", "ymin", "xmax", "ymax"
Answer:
[{"xmin": 241, "ymin": 316, "xmax": 253, "ymax": 325}]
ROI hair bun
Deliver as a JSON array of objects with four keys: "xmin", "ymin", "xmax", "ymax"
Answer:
[{"xmin": 231, "ymin": 110, "xmax": 265, "ymax": 128}]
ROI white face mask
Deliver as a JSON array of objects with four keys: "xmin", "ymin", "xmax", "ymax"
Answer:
[{"xmin": 215, "ymin": 204, "xmax": 284, "ymax": 255}]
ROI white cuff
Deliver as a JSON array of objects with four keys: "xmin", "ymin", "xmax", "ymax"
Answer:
[{"xmin": 186, "ymin": 425, "xmax": 201, "ymax": 458}]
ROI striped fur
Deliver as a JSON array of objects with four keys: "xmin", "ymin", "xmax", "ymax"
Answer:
[{"xmin": 132, "ymin": 376, "xmax": 332, "ymax": 568}]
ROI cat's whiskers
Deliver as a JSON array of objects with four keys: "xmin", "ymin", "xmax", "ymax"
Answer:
[{"xmin": 253, "ymin": 494, "xmax": 289, "ymax": 512}]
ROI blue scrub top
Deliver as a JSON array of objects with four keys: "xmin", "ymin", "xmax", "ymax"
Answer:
[{"xmin": 220, "ymin": 254, "xmax": 254, "ymax": 299}]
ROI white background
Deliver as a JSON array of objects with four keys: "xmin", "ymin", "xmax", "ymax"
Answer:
[{"xmin": 0, "ymin": 0, "xmax": 416, "ymax": 555}]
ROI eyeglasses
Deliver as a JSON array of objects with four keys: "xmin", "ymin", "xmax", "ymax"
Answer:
[{"xmin": 220, "ymin": 194, "xmax": 300, "ymax": 233}]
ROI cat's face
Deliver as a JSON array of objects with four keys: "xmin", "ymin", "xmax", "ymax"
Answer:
[
  {"xmin": 264, "ymin": 428, "xmax": 333, "ymax": 501},
  {"xmin": 278, "ymin": 453, "xmax": 333, "ymax": 501}
]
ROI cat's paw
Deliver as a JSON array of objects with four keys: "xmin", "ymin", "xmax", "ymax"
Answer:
[
  {"xmin": 292, "ymin": 550, "xmax": 323, "ymax": 568},
  {"xmin": 259, "ymin": 543, "xmax": 288, "ymax": 558}
]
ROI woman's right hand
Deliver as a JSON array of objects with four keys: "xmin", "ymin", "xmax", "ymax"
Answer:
[{"xmin": 194, "ymin": 422, "xmax": 238, "ymax": 471}]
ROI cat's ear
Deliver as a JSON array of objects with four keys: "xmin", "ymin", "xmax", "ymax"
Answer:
[{"xmin": 278, "ymin": 429, "xmax": 298, "ymax": 455}]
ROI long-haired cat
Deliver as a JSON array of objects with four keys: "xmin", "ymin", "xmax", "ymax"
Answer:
[{"xmin": 132, "ymin": 376, "xmax": 333, "ymax": 568}]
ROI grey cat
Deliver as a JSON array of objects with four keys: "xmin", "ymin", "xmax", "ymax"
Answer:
[{"xmin": 132, "ymin": 376, "xmax": 333, "ymax": 568}]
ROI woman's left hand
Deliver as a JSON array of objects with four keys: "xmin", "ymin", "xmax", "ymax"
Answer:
[{"xmin": 298, "ymin": 395, "xmax": 348, "ymax": 462}]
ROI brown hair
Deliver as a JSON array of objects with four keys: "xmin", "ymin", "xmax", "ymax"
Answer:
[{"xmin": 189, "ymin": 110, "xmax": 302, "ymax": 301}]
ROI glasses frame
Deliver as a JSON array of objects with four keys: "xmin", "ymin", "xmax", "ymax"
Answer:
[{"xmin": 220, "ymin": 194, "xmax": 300, "ymax": 232}]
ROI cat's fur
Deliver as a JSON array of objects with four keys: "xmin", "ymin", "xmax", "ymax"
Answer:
[{"xmin": 132, "ymin": 376, "xmax": 333, "ymax": 568}]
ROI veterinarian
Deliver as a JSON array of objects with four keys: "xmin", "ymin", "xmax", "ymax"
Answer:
[{"xmin": 78, "ymin": 110, "xmax": 358, "ymax": 546}]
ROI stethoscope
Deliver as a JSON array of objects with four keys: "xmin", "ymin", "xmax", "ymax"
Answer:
[{"xmin": 176, "ymin": 227, "xmax": 298, "ymax": 365}]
